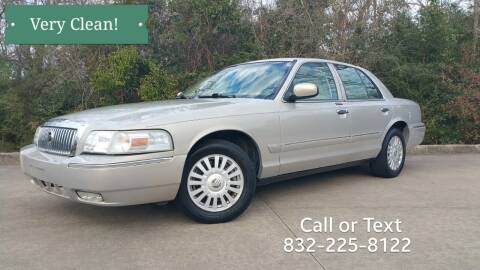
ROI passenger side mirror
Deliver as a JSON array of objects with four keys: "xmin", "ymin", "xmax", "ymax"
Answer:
[{"xmin": 287, "ymin": 83, "xmax": 318, "ymax": 101}]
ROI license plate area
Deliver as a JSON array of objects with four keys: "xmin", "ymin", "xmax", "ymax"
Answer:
[{"xmin": 32, "ymin": 178, "xmax": 65, "ymax": 196}]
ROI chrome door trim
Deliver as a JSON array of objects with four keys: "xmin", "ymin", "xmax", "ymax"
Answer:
[{"xmin": 281, "ymin": 136, "xmax": 350, "ymax": 153}]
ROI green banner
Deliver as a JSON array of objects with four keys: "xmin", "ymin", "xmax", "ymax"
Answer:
[{"xmin": 5, "ymin": 5, "xmax": 148, "ymax": 44}]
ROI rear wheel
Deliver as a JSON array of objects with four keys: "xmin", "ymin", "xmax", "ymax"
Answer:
[
  {"xmin": 178, "ymin": 140, "xmax": 256, "ymax": 223},
  {"xmin": 370, "ymin": 128, "xmax": 406, "ymax": 178}
]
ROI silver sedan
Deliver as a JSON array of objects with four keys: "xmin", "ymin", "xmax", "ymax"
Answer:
[{"xmin": 20, "ymin": 58, "xmax": 425, "ymax": 223}]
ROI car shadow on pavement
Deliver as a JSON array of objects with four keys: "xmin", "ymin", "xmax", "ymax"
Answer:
[
  {"xmin": 256, "ymin": 164, "xmax": 372, "ymax": 194},
  {"xmin": 37, "ymin": 196, "xmax": 193, "ymax": 226},
  {"xmin": 32, "ymin": 164, "xmax": 374, "ymax": 226}
]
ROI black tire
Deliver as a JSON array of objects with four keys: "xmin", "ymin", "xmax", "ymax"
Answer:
[
  {"xmin": 178, "ymin": 139, "xmax": 256, "ymax": 223},
  {"xmin": 370, "ymin": 128, "xmax": 406, "ymax": 178}
]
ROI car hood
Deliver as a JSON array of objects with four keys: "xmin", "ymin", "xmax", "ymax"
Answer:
[{"xmin": 47, "ymin": 98, "xmax": 278, "ymax": 129}]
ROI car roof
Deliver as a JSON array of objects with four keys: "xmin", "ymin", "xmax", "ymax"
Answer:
[
  {"xmin": 246, "ymin": 58, "xmax": 360, "ymax": 68},
  {"xmin": 245, "ymin": 58, "xmax": 393, "ymax": 99}
]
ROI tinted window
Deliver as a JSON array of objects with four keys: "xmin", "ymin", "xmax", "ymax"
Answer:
[
  {"xmin": 291, "ymin": 62, "xmax": 338, "ymax": 101},
  {"xmin": 357, "ymin": 70, "xmax": 383, "ymax": 99},
  {"xmin": 335, "ymin": 65, "xmax": 382, "ymax": 100}
]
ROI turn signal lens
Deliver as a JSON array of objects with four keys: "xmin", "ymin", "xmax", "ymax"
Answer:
[{"xmin": 131, "ymin": 137, "xmax": 149, "ymax": 147}]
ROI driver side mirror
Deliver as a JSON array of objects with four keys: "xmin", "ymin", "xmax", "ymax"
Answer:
[{"xmin": 286, "ymin": 83, "xmax": 318, "ymax": 102}]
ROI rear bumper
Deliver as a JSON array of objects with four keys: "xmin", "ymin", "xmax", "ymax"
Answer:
[
  {"xmin": 407, "ymin": 123, "xmax": 426, "ymax": 149},
  {"xmin": 20, "ymin": 145, "xmax": 186, "ymax": 206}
]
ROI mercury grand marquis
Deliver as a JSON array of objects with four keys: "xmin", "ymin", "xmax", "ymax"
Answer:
[{"xmin": 20, "ymin": 58, "xmax": 426, "ymax": 223}]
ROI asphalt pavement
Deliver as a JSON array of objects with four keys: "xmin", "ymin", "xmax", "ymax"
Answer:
[{"xmin": 1, "ymin": 154, "xmax": 479, "ymax": 270}]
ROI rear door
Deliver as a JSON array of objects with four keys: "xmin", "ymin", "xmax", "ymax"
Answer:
[
  {"xmin": 278, "ymin": 62, "xmax": 352, "ymax": 174},
  {"xmin": 333, "ymin": 64, "xmax": 392, "ymax": 160}
]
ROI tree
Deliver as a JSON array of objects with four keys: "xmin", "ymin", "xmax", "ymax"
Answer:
[
  {"xmin": 154, "ymin": 0, "xmax": 258, "ymax": 73},
  {"xmin": 0, "ymin": 0, "xmax": 479, "ymax": 150},
  {"xmin": 92, "ymin": 47, "xmax": 176, "ymax": 105},
  {"xmin": 138, "ymin": 63, "xmax": 177, "ymax": 101},
  {"xmin": 474, "ymin": 0, "xmax": 479, "ymax": 56}
]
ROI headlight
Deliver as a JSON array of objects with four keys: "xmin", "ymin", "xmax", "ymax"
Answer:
[{"xmin": 82, "ymin": 130, "xmax": 173, "ymax": 154}]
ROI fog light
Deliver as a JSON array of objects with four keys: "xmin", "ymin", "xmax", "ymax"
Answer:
[{"xmin": 76, "ymin": 191, "xmax": 103, "ymax": 202}]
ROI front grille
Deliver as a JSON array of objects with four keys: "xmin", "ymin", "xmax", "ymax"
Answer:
[{"xmin": 37, "ymin": 126, "xmax": 77, "ymax": 156}]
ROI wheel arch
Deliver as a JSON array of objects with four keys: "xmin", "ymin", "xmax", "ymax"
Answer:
[
  {"xmin": 386, "ymin": 119, "xmax": 409, "ymax": 144},
  {"xmin": 186, "ymin": 129, "xmax": 262, "ymax": 176}
]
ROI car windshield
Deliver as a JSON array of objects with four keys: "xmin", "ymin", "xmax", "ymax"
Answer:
[{"xmin": 183, "ymin": 61, "xmax": 293, "ymax": 99}]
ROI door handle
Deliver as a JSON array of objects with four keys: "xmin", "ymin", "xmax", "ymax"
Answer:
[
  {"xmin": 336, "ymin": 109, "xmax": 349, "ymax": 115},
  {"xmin": 381, "ymin": 107, "xmax": 390, "ymax": 113}
]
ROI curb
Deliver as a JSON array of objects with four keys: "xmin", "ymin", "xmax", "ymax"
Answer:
[
  {"xmin": 0, "ymin": 152, "xmax": 20, "ymax": 166},
  {"xmin": 407, "ymin": 144, "xmax": 480, "ymax": 155},
  {"xmin": 1, "ymin": 145, "xmax": 479, "ymax": 165}
]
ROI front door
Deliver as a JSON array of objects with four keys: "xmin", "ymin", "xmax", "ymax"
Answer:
[{"xmin": 279, "ymin": 62, "xmax": 352, "ymax": 174}]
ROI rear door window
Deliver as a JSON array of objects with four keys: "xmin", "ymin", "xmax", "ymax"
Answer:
[
  {"xmin": 357, "ymin": 70, "xmax": 383, "ymax": 99},
  {"xmin": 335, "ymin": 65, "xmax": 382, "ymax": 100}
]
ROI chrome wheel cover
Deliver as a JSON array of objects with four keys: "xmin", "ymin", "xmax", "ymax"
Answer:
[
  {"xmin": 387, "ymin": 135, "xmax": 404, "ymax": 171},
  {"xmin": 187, "ymin": 154, "xmax": 244, "ymax": 212}
]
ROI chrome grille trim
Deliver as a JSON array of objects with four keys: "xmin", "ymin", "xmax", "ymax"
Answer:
[{"xmin": 37, "ymin": 126, "xmax": 77, "ymax": 156}]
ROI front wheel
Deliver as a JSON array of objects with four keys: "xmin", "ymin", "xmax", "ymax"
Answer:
[
  {"xmin": 178, "ymin": 140, "xmax": 256, "ymax": 223},
  {"xmin": 370, "ymin": 128, "xmax": 406, "ymax": 178}
]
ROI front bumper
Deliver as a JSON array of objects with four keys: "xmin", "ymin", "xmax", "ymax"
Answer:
[{"xmin": 20, "ymin": 145, "xmax": 186, "ymax": 206}]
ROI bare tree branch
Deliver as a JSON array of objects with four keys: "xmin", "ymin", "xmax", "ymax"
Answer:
[{"xmin": 474, "ymin": 0, "xmax": 479, "ymax": 57}]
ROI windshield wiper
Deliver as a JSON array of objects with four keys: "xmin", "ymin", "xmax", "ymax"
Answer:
[{"xmin": 198, "ymin": 93, "xmax": 236, "ymax": 98}]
